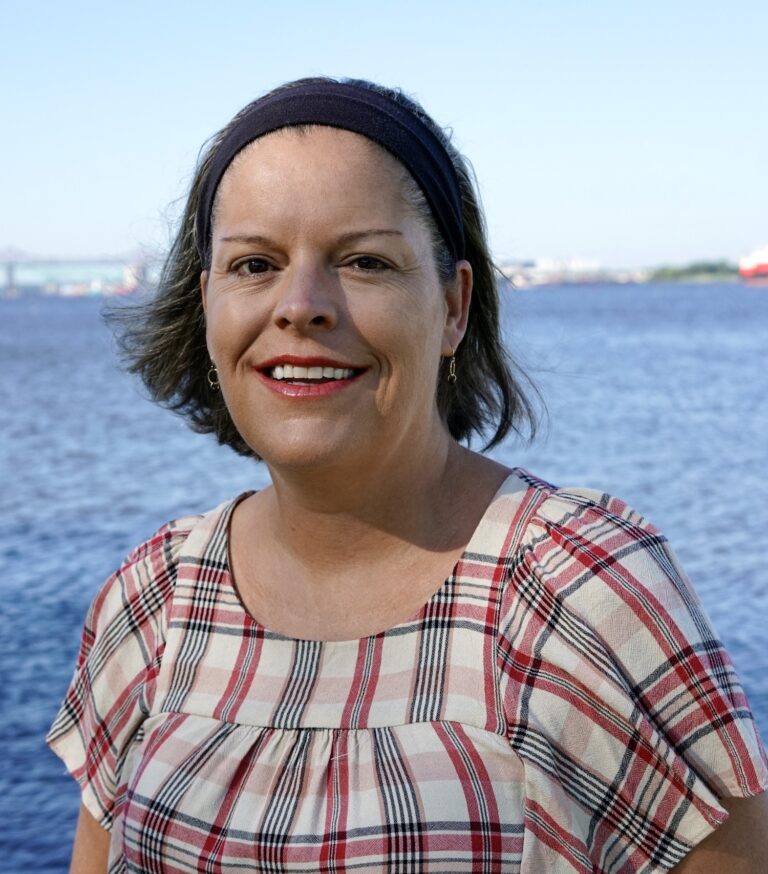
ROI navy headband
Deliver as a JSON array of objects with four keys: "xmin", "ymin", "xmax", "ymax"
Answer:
[{"xmin": 195, "ymin": 81, "xmax": 465, "ymax": 264}]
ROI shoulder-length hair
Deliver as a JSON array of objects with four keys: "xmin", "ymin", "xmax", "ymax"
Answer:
[{"xmin": 109, "ymin": 77, "xmax": 540, "ymax": 458}]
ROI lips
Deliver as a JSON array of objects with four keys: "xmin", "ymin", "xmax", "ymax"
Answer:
[{"xmin": 255, "ymin": 355, "xmax": 367, "ymax": 395}]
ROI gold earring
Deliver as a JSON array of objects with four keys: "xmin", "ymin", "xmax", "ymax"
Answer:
[
  {"xmin": 447, "ymin": 350, "xmax": 457, "ymax": 385},
  {"xmin": 207, "ymin": 364, "xmax": 220, "ymax": 390}
]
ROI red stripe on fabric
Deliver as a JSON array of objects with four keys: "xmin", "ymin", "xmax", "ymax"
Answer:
[
  {"xmin": 433, "ymin": 721, "xmax": 504, "ymax": 864},
  {"xmin": 119, "ymin": 711, "xmax": 190, "ymax": 833},
  {"xmin": 485, "ymin": 483, "xmax": 553, "ymax": 732},
  {"xmin": 524, "ymin": 798, "xmax": 592, "ymax": 873},
  {"xmin": 336, "ymin": 742, "xmax": 348, "ymax": 867},
  {"xmin": 200, "ymin": 730, "xmax": 266, "ymax": 864},
  {"xmin": 79, "ymin": 672, "xmax": 150, "ymax": 788},
  {"xmin": 342, "ymin": 636, "xmax": 384, "ymax": 728},
  {"xmin": 319, "ymin": 731, "xmax": 352, "ymax": 870},
  {"xmin": 212, "ymin": 622, "xmax": 266, "ymax": 722}
]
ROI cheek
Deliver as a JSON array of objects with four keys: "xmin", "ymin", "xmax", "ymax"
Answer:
[
  {"xmin": 205, "ymin": 294, "xmax": 265, "ymax": 365},
  {"xmin": 352, "ymin": 295, "xmax": 444, "ymax": 384}
]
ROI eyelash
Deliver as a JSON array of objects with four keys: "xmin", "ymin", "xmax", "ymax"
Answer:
[
  {"xmin": 347, "ymin": 255, "xmax": 390, "ymax": 272},
  {"xmin": 231, "ymin": 258, "xmax": 272, "ymax": 276}
]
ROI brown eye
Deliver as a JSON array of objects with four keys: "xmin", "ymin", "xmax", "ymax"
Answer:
[
  {"xmin": 235, "ymin": 258, "xmax": 271, "ymax": 275},
  {"xmin": 350, "ymin": 256, "xmax": 388, "ymax": 271}
]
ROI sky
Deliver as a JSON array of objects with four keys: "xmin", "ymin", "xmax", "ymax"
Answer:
[{"xmin": 1, "ymin": 0, "xmax": 766, "ymax": 269}]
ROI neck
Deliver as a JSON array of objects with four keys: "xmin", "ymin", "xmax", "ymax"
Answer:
[{"xmin": 259, "ymin": 424, "xmax": 469, "ymax": 573}]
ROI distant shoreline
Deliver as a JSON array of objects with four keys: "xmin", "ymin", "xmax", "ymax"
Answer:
[{"xmin": 3, "ymin": 277, "xmax": 765, "ymax": 301}]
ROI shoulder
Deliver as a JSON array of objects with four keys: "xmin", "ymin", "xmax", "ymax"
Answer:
[
  {"xmin": 86, "ymin": 493, "xmax": 250, "ymax": 631},
  {"xmin": 514, "ymin": 482, "xmax": 702, "ymax": 651},
  {"xmin": 82, "ymin": 508, "xmax": 214, "ymax": 645},
  {"xmin": 95, "ymin": 513, "xmax": 199, "ymax": 598},
  {"xmin": 496, "ymin": 470, "xmax": 662, "ymax": 574},
  {"xmin": 122, "ymin": 513, "xmax": 201, "ymax": 567},
  {"xmin": 504, "ymin": 478, "xmax": 712, "ymax": 704}
]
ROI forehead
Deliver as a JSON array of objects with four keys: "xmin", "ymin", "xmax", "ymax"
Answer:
[{"xmin": 213, "ymin": 127, "xmax": 415, "ymax": 231}]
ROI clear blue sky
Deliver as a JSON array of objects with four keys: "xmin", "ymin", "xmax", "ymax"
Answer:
[{"xmin": 1, "ymin": 0, "xmax": 766, "ymax": 268}]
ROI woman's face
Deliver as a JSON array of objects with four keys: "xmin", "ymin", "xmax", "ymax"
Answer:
[{"xmin": 201, "ymin": 127, "xmax": 471, "ymax": 473}]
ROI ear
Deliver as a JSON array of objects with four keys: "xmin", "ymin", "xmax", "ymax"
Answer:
[
  {"xmin": 200, "ymin": 270, "xmax": 209, "ymax": 315},
  {"xmin": 442, "ymin": 259, "xmax": 472, "ymax": 355}
]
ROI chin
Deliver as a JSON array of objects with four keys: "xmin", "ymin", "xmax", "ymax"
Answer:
[{"xmin": 243, "ymin": 425, "xmax": 363, "ymax": 473}]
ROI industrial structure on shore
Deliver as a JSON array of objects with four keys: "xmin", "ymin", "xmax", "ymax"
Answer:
[{"xmin": 0, "ymin": 249, "xmax": 153, "ymax": 298}]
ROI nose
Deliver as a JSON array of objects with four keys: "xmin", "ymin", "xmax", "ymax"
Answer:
[{"xmin": 272, "ymin": 260, "xmax": 339, "ymax": 333}]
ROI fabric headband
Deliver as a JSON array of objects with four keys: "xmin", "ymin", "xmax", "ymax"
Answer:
[{"xmin": 195, "ymin": 81, "xmax": 465, "ymax": 264}]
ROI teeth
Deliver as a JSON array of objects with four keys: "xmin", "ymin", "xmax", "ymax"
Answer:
[{"xmin": 268, "ymin": 365, "xmax": 356, "ymax": 381}]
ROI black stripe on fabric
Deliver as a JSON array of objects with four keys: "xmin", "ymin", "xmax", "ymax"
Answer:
[
  {"xmin": 637, "ymin": 642, "xmax": 741, "ymax": 731},
  {"xmin": 441, "ymin": 722, "xmax": 500, "ymax": 874},
  {"xmin": 257, "ymin": 730, "xmax": 315, "ymax": 871},
  {"xmin": 162, "ymin": 512, "xmax": 231, "ymax": 713},
  {"xmin": 589, "ymin": 713, "xmax": 681, "ymax": 870},
  {"xmin": 322, "ymin": 733, "xmax": 344, "ymax": 873},
  {"xmin": 524, "ymin": 805, "xmax": 593, "ymax": 871},
  {"xmin": 410, "ymin": 575, "xmax": 454, "ymax": 723},
  {"xmin": 560, "ymin": 531, "xmax": 737, "ymax": 740},
  {"xmin": 272, "ymin": 639, "xmax": 323, "ymax": 729},
  {"xmin": 372, "ymin": 727, "xmax": 425, "ymax": 872},
  {"xmin": 508, "ymin": 723, "xmax": 693, "ymax": 865},
  {"xmin": 348, "ymin": 636, "xmax": 379, "ymax": 729},
  {"xmin": 135, "ymin": 720, "xmax": 239, "ymax": 870},
  {"xmin": 84, "ymin": 565, "xmax": 168, "ymax": 681},
  {"xmin": 504, "ymin": 556, "xmax": 628, "ymax": 688},
  {"xmin": 125, "ymin": 804, "xmax": 525, "ymax": 846},
  {"xmin": 124, "ymin": 728, "xmax": 268, "ymax": 873}
]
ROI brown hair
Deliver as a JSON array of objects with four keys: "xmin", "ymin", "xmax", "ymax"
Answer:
[{"xmin": 109, "ymin": 77, "xmax": 540, "ymax": 458}]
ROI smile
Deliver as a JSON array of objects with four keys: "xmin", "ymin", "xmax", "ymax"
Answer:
[
  {"xmin": 255, "ymin": 357, "xmax": 367, "ymax": 397},
  {"xmin": 269, "ymin": 364, "xmax": 357, "ymax": 382}
]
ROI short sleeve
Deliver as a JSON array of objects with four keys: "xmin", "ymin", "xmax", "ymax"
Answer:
[
  {"xmin": 45, "ymin": 517, "xmax": 195, "ymax": 830},
  {"xmin": 497, "ymin": 486, "xmax": 768, "ymax": 873}
]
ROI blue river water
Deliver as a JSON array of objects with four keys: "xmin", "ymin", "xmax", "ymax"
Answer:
[{"xmin": 1, "ymin": 283, "xmax": 766, "ymax": 870}]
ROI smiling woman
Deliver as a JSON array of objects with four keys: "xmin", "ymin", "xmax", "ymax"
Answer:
[
  {"xmin": 201, "ymin": 126, "xmax": 470, "ymax": 472},
  {"xmin": 46, "ymin": 78, "xmax": 767, "ymax": 873}
]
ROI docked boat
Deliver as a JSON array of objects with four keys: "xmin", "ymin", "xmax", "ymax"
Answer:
[{"xmin": 739, "ymin": 245, "xmax": 768, "ymax": 281}]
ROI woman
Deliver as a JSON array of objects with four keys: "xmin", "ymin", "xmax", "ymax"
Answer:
[{"xmin": 48, "ymin": 78, "xmax": 768, "ymax": 873}]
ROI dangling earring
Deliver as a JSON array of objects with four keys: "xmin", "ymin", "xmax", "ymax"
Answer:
[
  {"xmin": 207, "ymin": 363, "xmax": 220, "ymax": 391},
  {"xmin": 447, "ymin": 349, "xmax": 457, "ymax": 385}
]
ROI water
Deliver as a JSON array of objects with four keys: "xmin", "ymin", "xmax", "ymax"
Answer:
[{"xmin": 1, "ymin": 283, "xmax": 766, "ymax": 870}]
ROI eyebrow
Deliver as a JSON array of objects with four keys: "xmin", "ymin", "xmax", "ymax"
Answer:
[{"xmin": 218, "ymin": 229, "xmax": 404, "ymax": 246}]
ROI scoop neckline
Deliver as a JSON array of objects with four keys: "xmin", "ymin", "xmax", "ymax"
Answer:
[{"xmin": 218, "ymin": 468, "xmax": 526, "ymax": 646}]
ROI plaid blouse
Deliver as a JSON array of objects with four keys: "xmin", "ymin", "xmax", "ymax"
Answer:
[{"xmin": 47, "ymin": 469, "xmax": 768, "ymax": 873}]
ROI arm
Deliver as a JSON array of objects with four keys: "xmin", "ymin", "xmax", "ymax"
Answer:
[
  {"xmin": 671, "ymin": 792, "xmax": 768, "ymax": 873},
  {"xmin": 69, "ymin": 802, "xmax": 110, "ymax": 874}
]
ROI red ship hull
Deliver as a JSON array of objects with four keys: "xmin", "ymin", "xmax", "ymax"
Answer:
[
  {"xmin": 739, "ymin": 264, "xmax": 768, "ymax": 280},
  {"xmin": 739, "ymin": 245, "xmax": 768, "ymax": 281}
]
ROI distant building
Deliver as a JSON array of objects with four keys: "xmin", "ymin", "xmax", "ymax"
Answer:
[
  {"xmin": 0, "ymin": 254, "xmax": 149, "ymax": 298},
  {"xmin": 498, "ymin": 257, "xmax": 648, "ymax": 288}
]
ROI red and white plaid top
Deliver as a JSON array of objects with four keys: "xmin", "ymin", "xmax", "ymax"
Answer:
[{"xmin": 47, "ymin": 469, "xmax": 768, "ymax": 872}]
